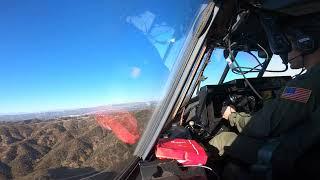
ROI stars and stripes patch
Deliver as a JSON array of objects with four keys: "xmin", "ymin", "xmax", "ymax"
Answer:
[{"xmin": 281, "ymin": 87, "xmax": 312, "ymax": 103}]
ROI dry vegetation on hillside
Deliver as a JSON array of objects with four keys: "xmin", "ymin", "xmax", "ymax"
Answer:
[{"xmin": 0, "ymin": 108, "xmax": 153, "ymax": 180}]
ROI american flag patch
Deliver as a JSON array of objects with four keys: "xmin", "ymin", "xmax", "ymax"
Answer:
[{"xmin": 281, "ymin": 87, "xmax": 312, "ymax": 103}]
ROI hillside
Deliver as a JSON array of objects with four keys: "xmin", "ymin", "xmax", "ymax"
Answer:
[{"xmin": 0, "ymin": 108, "xmax": 154, "ymax": 179}]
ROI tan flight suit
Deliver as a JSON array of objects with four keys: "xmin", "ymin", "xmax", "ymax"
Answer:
[{"xmin": 209, "ymin": 64, "xmax": 320, "ymax": 166}]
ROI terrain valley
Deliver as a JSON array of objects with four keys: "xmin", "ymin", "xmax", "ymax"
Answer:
[{"xmin": 0, "ymin": 102, "xmax": 155, "ymax": 179}]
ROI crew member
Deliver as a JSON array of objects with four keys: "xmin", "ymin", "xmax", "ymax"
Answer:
[{"xmin": 209, "ymin": 15, "xmax": 320, "ymax": 177}]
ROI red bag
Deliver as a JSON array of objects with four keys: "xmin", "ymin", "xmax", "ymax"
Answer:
[{"xmin": 155, "ymin": 138, "xmax": 207, "ymax": 165}]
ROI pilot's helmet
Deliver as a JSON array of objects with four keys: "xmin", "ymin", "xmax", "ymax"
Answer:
[{"xmin": 283, "ymin": 13, "xmax": 320, "ymax": 54}]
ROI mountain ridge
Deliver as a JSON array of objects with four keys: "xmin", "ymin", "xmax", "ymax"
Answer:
[
  {"xmin": 0, "ymin": 104, "xmax": 155, "ymax": 179},
  {"xmin": 0, "ymin": 101, "xmax": 157, "ymax": 122}
]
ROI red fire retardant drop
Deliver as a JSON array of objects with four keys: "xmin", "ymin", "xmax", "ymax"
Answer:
[{"xmin": 95, "ymin": 111, "xmax": 140, "ymax": 144}]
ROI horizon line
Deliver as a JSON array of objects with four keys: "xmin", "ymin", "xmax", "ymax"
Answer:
[{"xmin": 0, "ymin": 100, "xmax": 158, "ymax": 116}]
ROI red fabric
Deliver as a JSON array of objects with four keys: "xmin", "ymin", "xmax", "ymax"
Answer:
[
  {"xmin": 155, "ymin": 138, "xmax": 208, "ymax": 165},
  {"xmin": 95, "ymin": 111, "xmax": 140, "ymax": 144}
]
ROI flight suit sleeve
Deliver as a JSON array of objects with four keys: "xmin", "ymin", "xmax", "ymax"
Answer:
[
  {"xmin": 272, "ymin": 107, "xmax": 320, "ymax": 174},
  {"xmin": 227, "ymin": 75, "xmax": 317, "ymax": 138},
  {"xmin": 228, "ymin": 112, "xmax": 252, "ymax": 133},
  {"xmin": 226, "ymin": 98, "xmax": 278, "ymax": 136},
  {"xmin": 228, "ymin": 99, "xmax": 275, "ymax": 133}
]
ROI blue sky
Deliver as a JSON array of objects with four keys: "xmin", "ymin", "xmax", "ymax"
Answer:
[
  {"xmin": 0, "ymin": 1, "xmax": 299, "ymax": 114},
  {"xmin": 0, "ymin": 1, "xmax": 204, "ymax": 114}
]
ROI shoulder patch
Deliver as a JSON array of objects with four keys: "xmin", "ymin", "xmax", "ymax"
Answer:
[{"xmin": 281, "ymin": 87, "xmax": 312, "ymax": 103}]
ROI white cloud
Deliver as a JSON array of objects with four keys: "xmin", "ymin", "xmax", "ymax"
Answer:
[{"xmin": 131, "ymin": 67, "xmax": 141, "ymax": 79}]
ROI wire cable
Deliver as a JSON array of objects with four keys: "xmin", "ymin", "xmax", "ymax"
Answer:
[
  {"xmin": 233, "ymin": 60, "xmax": 263, "ymax": 99},
  {"xmin": 240, "ymin": 38, "xmax": 288, "ymax": 73},
  {"xmin": 232, "ymin": 64, "xmax": 288, "ymax": 74},
  {"xmin": 236, "ymin": 39, "xmax": 268, "ymax": 73},
  {"xmin": 231, "ymin": 51, "xmax": 288, "ymax": 73},
  {"xmin": 256, "ymin": 42, "xmax": 269, "ymax": 61},
  {"xmin": 248, "ymin": 51, "xmax": 263, "ymax": 67},
  {"xmin": 231, "ymin": 52, "xmax": 263, "ymax": 74},
  {"xmin": 227, "ymin": 39, "xmax": 263, "ymax": 99}
]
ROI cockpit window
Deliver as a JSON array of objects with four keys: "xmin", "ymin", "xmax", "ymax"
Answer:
[
  {"xmin": 223, "ymin": 51, "xmax": 261, "ymax": 82},
  {"xmin": 263, "ymin": 55, "xmax": 302, "ymax": 77},
  {"xmin": 200, "ymin": 49, "xmax": 263, "ymax": 88},
  {"xmin": 0, "ymin": 1, "xmax": 206, "ymax": 179},
  {"xmin": 201, "ymin": 48, "xmax": 226, "ymax": 86}
]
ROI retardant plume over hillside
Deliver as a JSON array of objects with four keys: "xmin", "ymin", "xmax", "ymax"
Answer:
[{"xmin": 0, "ymin": 107, "xmax": 154, "ymax": 179}]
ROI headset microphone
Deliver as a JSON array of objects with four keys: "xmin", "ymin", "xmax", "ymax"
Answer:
[
  {"xmin": 287, "ymin": 53, "xmax": 304, "ymax": 63},
  {"xmin": 287, "ymin": 28, "xmax": 318, "ymax": 55}
]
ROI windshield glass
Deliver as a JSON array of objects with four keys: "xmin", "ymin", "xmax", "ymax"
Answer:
[
  {"xmin": 263, "ymin": 55, "xmax": 302, "ymax": 77},
  {"xmin": 200, "ymin": 50, "xmax": 302, "ymax": 90},
  {"xmin": 200, "ymin": 49, "xmax": 262, "ymax": 87},
  {"xmin": 223, "ymin": 51, "xmax": 261, "ymax": 82},
  {"xmin": 201, "ymin": 48, "xmax": 226, "ymax": 85},
  {"xmin": 0, "ymin": 1, "xmax": 206, "ymax": 179}
]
